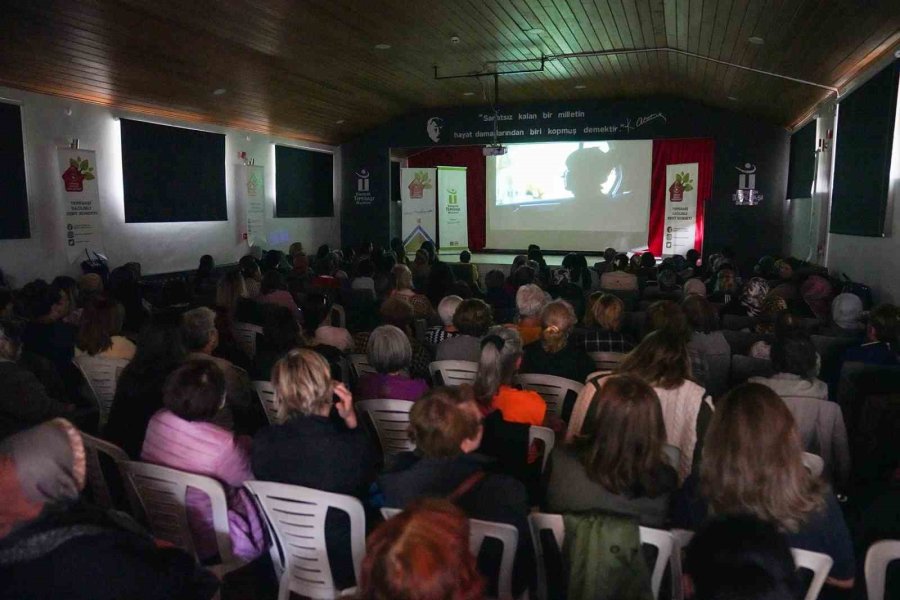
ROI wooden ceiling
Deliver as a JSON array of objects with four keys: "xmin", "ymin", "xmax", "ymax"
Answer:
[{"xmin": 1, "ymin": 1, "xmax": 898, "ymax": 145}]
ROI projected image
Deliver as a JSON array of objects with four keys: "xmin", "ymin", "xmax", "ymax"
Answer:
[{"xmin": 490, "ymin": 140, "xmax": 652, "ymax": 235}]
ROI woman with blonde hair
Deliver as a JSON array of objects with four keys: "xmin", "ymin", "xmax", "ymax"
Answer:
[
  {"xmin": 521, "ymin": 299, "xmax": 595, "ymax": 383},
  {"xmin": 576, "ymin": 293, "xmax": 635, "ymax": 353},
  {"xmin": 672, "ymin": 383, "xmax": 855, "ymax": 590},
  {"xmin": 390, "ymin": 264, "xmax": 436, "ymax": 322},
  {"xmin": 567, "ymin": 330, "xmax": 712, "ymax": 482}
]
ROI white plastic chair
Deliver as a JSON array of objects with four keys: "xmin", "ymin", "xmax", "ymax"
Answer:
[
  {"xmin": 120, "ymin": 461, "xmax": 242, "ymax": 575},
  {"xmin": 587, "ymin": 351, "xmax": 626, "ymax": 371},
  {"xmin": 348, "ymin": 353, "xmax": 377, "ymax": 380},
  {"xmin": 382, "ymin": 508, "xmax": 520, "ymax": 600},
  {"xmin": 356, "ymin": 399, "xmax": 416, "ymax": 456},
  {"xmin": 245, "ymin": 481, "xmax": 365, "ymax": 600},
  {"xmin": 528, "ymin": 513, "xmax": 672, "ymax": 600},
  {"xmin": 662, "ymin": 444, "xmax": 681, "ymax": 472},
  {"xmin": 429, "ymin": 360, "xmax": 478, "ymax": 386},
  {"xmin": 792, "ymin": 547, "xmax": 833, "ymax": 600},
  {"xmin": 865, "ymin": 540, "xmax": 900, "ymax": 600},
  {"xmin": 81, "ymin": 432, "xmax": 129, "ymax": 510},
  {"xmin": 72, "ymin": 355, "xmax": 129, "ymax": 428},
  {"xmin": 669, "ymin": 529, "xmax": 695, "ymax": 600},
  {"xmin": 252, "ymin": 380, "xmax": 278, "ymax": 425},
  {"xmin": 233, "ymin": 322, "xmax": 263, "ymax": 358},
  {"xmin": 802, "ymin": 452, "xmax": 825, "ymax": 478},
  {"xmin": 515, "ymin": 374, "xmax": 583, "ymax": 418},
  {"xmin": 529, "ymin": 426, "xmax": 555, "ymax": 474}
]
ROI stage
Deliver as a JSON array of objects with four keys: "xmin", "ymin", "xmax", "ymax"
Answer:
[{"xmin": 449, "ymin": 252, "xmax": 606, "ymax": 276}]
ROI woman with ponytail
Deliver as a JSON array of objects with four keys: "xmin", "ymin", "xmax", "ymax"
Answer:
[
  {"xmin": 472, "ymin": 326, "xmax": 546, "ymax": 426},
  {"xmin": 521, "ymin": 299, "xmax": 595, "ymax": 383}
]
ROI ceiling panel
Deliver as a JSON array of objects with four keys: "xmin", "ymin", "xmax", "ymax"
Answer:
[{"xmin": 0, "ymin": 0, "xmax": 896, "ymax": 144}]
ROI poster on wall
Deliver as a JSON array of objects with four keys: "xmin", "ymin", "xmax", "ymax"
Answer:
[
  {"xmin": 57, "ymin": 148, "xmax": 104, "ymax": 263},
  {"xmin": 663, "ymin": 162, "xmax": 699, "ymax": 257},
  {"xmin": 400, "ymin": 167, "xmax": 437, "ymax": 253},
  {"xmin": 237, "ymin": 164, "xmax": 266, "ymax": 247},
  {"xmin": 436, "ymin": 166, "xmax": 468, "ymax": 254}
]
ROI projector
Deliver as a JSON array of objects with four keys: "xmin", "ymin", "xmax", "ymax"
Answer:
[{"xmin": 483, "ymin": 145, "xmax": 508, "ymax": 157}]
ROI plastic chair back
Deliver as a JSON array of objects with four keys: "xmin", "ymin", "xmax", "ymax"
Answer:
[
  {"xmin": 528, "ymin": 426, "xmax": 555, "ymax": 474},
  {"xmin": 72, "ymin": 355, "xmax": 129, "ymax": 428},
  {"xmin": 428, "ymin": 360, "xmax": 478, "ymax": 386},
  {"xmin": 245, "ymin": 481, "xmax": 365, "ymax": 600},
  {"xmin": 356, "ymin": 399, "xmax": 416, "ymax": 456},
  {"xmin": 662, "ymin": 443, "xmax": 681, "ymax": 472},
  {"xmin": 81, "ymin": 432, "xmax": 129, "ymax": 510},
  {"xmin": 233, "ymin": 322, "xmax": 263, "ymax": 358},
  {"xmin": 515, "ymin": 374, "xmax": 583, "ymax": 418},
  {"xmin": 802, "ymin": 452, "xmax": 825, "ymax": 478},
  {"xmin": 587, "ymin": 351, "xmax": 626, "ymax": 372},
  {"xmin": 382, "ymin": 508, "xmax": 518, "ymax": 600},
  {"xmin": 120, "ymin": 461, "xmax": 235, "ymax": 565},
  {"xmin": 252, "ymin": 380, "xmax": 278, "ymax": 425},
  {"xmin": 528, "ymin": 513, "xmax": 672, "ymax": 600},
  {"xmin": 348, "ymin": 353, "xmax": 377, "ymax": 380},
  {"xmin": 865, "ymin": 539, "xmax": 900, "ymax": 600},
  {"xmin": 792, "ymin": 547, "xmax": 833, "ymax": 600}
]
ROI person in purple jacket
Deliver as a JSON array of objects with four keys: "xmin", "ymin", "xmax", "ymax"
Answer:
[{"xmin": 355, "ymin": 325, "xmax": 429, "ymax": 402}]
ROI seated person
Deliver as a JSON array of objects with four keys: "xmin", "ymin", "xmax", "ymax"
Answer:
[
  {"xmin": 683, "ymin": 294, "xmax": 731, "ymax": 397},
  {"xmin": 252, "ymin": 305, "xmax": 305, "ymax": 381},
  {"xmin": 683, "ymin": 277, "xmax": 707, "ymax": 297},
  {"xmin": 749, "ymin": 296, "xmax": 788, "ymax": 359},
  {"xmin": 672, "ymin": 383, "xmax": 855, "ymax": 591},
  {"xmin": 378, "ymin": 386, "xmax": 532, "ymax": 596},
  {"xmin": 75, "ymin": 295, "xmax": 136, "ymax": 360},
  {"xmin": 521, "ymin": 299, "xmax": 595, "ymax": 383},
  {"xmin": 0, "ymin": 318, "xmax": 74, "ymax": 440},
  {"xmin": 722, "ymin": 277, "xmax": 769, "ymax": 318},
  {"xmin": 483, "ymin": 269, "xmax": 515, "ymax": 324},
  {"xmin": 0, "ymin": 419, "xmax": 218, "ymax": 600},
  {"xmin": 239, "ymin": 255, "xmax": 262, "ymax": 299},
  {"xmin": 390, "ymin": 264, "xmax": 435, "ymax": 322},
  {"xmin": 600, "ymin": 254, "xmax": 638, "ymax": 291},
  {"xmin": 257, "ymin": 270, "xmax": 300, "ymax": 317},
  {"xmin": 473, "ymin": 327, "xmax": 546, "ymax": 427},
  {"xmin": 436, "ymin": 298, "xmax": 494, "ymax": 363},
  {"xmin": 350, "ymin": 259, "xmax": 376, "ymax": 294},
  {"xmin": 840, "ymin": 303, "xmax": 899, "ymax": 366},
  {"xmin": 358, "ymin": 498, "xmax": 484, "ymax": 600},
  {"xmin": 708, "ymin": 266, "xmax": 738, "ymax": 305},
  {"xmin": 354, "ymin": 298, "xmax": 433, "ymax": 381},
  {"xmin": 575, "ymin": 293, "xmax": 635, "ymax": 354},
  {"xmin": 424, "ymin": 295, "xmax": 463, "ymax": 348},
  {"xmin": 141, "ymin": 361, "xmax": 265, "ymax": 562},
  {"xmin": 355, "ymin": 325, "xmax": 429, "ymax": 402},
  {"xmin": 820, "ymin": 292, "xmax": 866, "ymax": 339},
  {"xmin": 252, "ymin": 349, "xmax": 376, "ymax": 590},
  {"xmin": 19, "ymin": 280, "xmax": 78, "ymax": 388},
  {"xmin": 511, "ymin": 284, "xmax": 548, "ymax": 345},
  {"xmin": 546, "ymin": 375, "xmax": 677, "ymax": 527},
  {"xmin": 456, "ymin": 250, "xmax": 482, "ymax": 291},
  {"xmin": 304, "ymin": 293, "xmax": 353, "ymax": 353}
]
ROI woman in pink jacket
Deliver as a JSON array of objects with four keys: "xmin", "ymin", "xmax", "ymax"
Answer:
[{"xmin": 141, "ymin": 360, "xmax": 265, "ymax": 562}]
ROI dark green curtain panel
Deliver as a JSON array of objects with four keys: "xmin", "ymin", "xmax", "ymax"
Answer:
[
  {"xmin": 787, "ymin": 120, "xmax": 816, "ymax": 199},
  {"xmin": 830, "ymin": 61, "xmax": 899, "ymax": 236}
]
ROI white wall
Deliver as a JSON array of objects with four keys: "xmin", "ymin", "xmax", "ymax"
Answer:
[{"xmin": 0, "ymin": 86, "xmax": 341, "ymax": 286}]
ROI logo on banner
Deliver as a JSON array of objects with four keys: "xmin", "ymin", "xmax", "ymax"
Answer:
[
  {"xmin": 426, "ymin": 117, "xmax": 444, "ymax": 143},
  {"xmin": 668, "ymin": 171, "xmax": 694, "ymax": 202},
  {"xmin": 736, "ymin": 163, "xmax": 757, "ymax": 189},
  {"xmin": 446, "ymin": 188, "xmax": 461, "ymax": 214},
  {"xmin": 354, "ymin": 169, "xmax": 374, "ymax": 205},
  {"xmin": 357, "ymin": 169, "xmax": 370, "ymax": 192},
  {"xmin": 61, "ymin": 156, "xmax": 95, "ymax": 192},
  {"xmin": 247, "ymin": 171, "xmax": 261, "ymax": 197},
  {"xmin": 408, "ymin": 171, "xmax": 432, "ymax": 199}
]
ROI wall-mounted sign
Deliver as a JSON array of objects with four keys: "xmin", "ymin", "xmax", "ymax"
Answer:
[{"xmin": 57, "ymin": 148, "xmax": 104, "ymax": 263}]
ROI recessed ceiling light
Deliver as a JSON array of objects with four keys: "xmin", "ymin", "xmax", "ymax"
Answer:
[
  {"xmin": 574, "ymin": 84, "xmax": 587, "ymax": 89},
  {"xmin": 463, "ymin": 92, "xmax": 475, "ymax": 96},
  {"xmin": 748, "ymin": 36, "xmax": 764, "ymax": 45},
  {"xmin": 335, "ymin": 119, "xmax": 345, "ymax": 124},
  {"xmin": 524, "ymin": 28, "xmax": 544, "ymax": 35},
  {"xmin": 374, "ymin": 43, "xmax": 391, "ymax": 50},
  {"xmin": 212, "ymin": 88, "xmax": 227, "ymax": 96},
  {"xmin": 727, "ymin": 96, "xmax": 739, "ymax": 101}
]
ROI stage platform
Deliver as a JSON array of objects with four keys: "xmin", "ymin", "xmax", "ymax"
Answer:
[{"xmin": 448, "ymin": 252, "xmax": 605, "ymax": 275}]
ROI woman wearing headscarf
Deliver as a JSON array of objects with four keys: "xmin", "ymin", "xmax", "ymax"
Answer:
[
  {"xmin": 723, "ymin": 277, "xmax": 769, "ymax": 318},
  {"xmin": 0, "ymin": 419, "xmax": 217, "ymax": 600}
]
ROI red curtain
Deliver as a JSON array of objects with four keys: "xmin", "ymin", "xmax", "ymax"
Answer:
[
  {"xmin": 649, "ymin": 138, "xmax": 715, "ymax": 256},
  {"xmin": 407, "ymin": 146, "xmax": 486, "ymax": 251}
]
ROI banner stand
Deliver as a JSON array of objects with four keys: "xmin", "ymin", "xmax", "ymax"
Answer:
[{"xmin": 437, "ymin": 166, "xmax": 468, "ymax": 255}]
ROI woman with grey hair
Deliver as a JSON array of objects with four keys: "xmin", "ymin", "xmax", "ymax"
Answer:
[
  {"xmin": 472, "ymin": 326, "xmax": 545, "ymax": 426},
  {"xmin": 514, "ymin": 283, "xmax": 548, "ymax": 345},
  {"xmin": 355, "ymin": 325, "xmax": 429, "ymax": 401},
  {"xmin": 424, "ymin": 295, "xmax": 463, "ymax": 348},
  {"xmin": 435, "ymin": 298, "xmax": 494, "ymax": 362}
]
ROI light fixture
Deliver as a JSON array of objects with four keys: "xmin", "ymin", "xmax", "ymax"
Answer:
[
  {"xmin": 748, "ymin": 36, "xmax": 764, "ymax": 45},
  {"xmin": 727, "ymin": 96, "xmax": 738, "ymax": 101},
  {"xmin": 462, "ymin": 91, "xmax": 475, "ymax": 96},
  {"xmin": 574, "ymin": 84, "xmax": 587, "ymax": 89},
  {"xmin": 524, "ymin": 27, "xmax": 544, "ymax": 35},
  {"xmin": 449, "ymin": 36, "xmax": 460, "ymax": 45},
  {"xmin": 335, "ymin": 119, "xmax": 345, "ymax": 124},
  {"xmin": 212, "ymin": 88, "xmax": 227, "ymax": 96},
  {"xmin": 374, "ymin": 43, "xmax": 391, "ymax": 50}
]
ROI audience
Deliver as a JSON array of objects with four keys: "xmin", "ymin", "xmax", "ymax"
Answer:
[
  {"xmin": 19, "ymin": 280, "xmax": 78, "ymax": 386},
  {"xmin": 305, "ymin": 293, "xmax": 353, "ymax": 352},
  {"xmin": 391, "ymin": 264, "xmax": 435, "ymax": 321},
  {"xmin": 600, "ymin": 253, "xmax": 638, "ymax": 291},
  {"xmin": 355, "ymin": 297, "xmax": 433, "ymax": 381},
  {"xmin": 749, "ymin": 296, "xmax": 789, "ymax": 359},
  {"xmin": 823, "ymin": 292, "xmax": 866, "ymax": 338},
  {"xmin": 140, "ymin": 361, "xmax": 265, "ymax": 561},
  {"xmin": 723, "ymin": 276, "xmax": 768, "ymax": 318},
  {"xmin": 520, "ymin": 299, "xmax": 594, "ymax": 383},
  {"xmin": 473, "ymin": 326, "xmax": 546, "ymax": 426},
  {"xmin": 484, "ymin": 268, "xmax": 514, "ymax": 323},
  {"xmin": 841, "ymin": 303, "xmax": 899, "ymax": 365},
  {"xmin": 673, "ymin": 383, "xmax": 855, "ymax": 590},
  {"xmin": 257, "ymin": 270, "xmax": 300, "ymax": 316},
  {"xmin": 683, "ymin": 294, "xmax": 730, "ymax": 397},
  {"xmin": 355, "ymin": 325, "xmax": 429, "ymax": 402},
  {"xmin": 238, "ymin": 255, "xmax": 262, "ymax": 298},
  {"xmin": 75, "ymin": 295, "xmax": 135, "ymax": 360},
  {"xmin": 252, "ymin": 305, "xmax": 304, "ymax": 381},
  {"xmin": 576, "ymin": 292, "xmax": 634, "ymax": 353},
  {"xmin": 358, "ymin": 498, "xmax": 484, "ymax": 600},
  {"xmin": 512, "ymin": 283, "xmax": 547, "ymax": 345},
  {"xmin": 546, "ymin": 375, "xmax": 677, "ymax": 526},
  {"xmin": 435, "ymin": 298, "xmax": 493, "ymax": 363},
  {"xmin": 424, "ymin": 294, "xmax": 462, "ymax": 347}
]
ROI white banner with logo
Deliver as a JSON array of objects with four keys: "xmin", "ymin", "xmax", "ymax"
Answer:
[
  {"xmin": 663, "ymin": 162, "xmax": 699, "ymax": 257},
  {"xmin": 57, "ymin": 148, "xmax": 104, "ymax": 263},
  {"xmin": 437, "ymin": 166, "xmax": 468, "ymax": 254},
  {"xmin": 237, "ymin": 164, "xmax": 266, "ymax": 247},
  {"xmin": 400, "ymin": 168, "xmax": 437, "ymax": 254}
]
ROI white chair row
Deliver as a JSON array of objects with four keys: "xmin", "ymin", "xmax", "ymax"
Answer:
[{"xmin": 72, "ymin": 355, "xmax": 130, "ymax": 429}]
